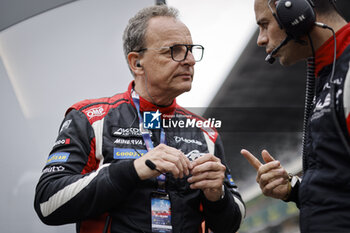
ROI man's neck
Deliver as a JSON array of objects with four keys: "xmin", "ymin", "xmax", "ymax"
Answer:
[
  {"xmin": 311, "ymin": 15, "xmax": 347, "ymax": 51},
  {"xmin": 134, "ymin": 81, "xmax": 174, "ymax": 107}
]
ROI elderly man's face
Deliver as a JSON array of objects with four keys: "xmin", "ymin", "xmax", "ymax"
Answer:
[
  {"xmin": 140, "ymin": 16, "xmax": 196, "ymax": 99},
  {"xmin": 254, "ymin": 0, "xmax": 310, "ymax": 65}
]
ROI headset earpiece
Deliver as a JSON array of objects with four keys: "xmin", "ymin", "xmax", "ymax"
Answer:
[
  {"xmin": 275, "ymin": 0, "xmax": 316, "ymax": 38},
  {"xmin": 136, "ymin": 60, "xmax": 141, "ymax": 67}
]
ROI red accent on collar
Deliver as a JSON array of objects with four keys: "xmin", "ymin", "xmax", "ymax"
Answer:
[
  {"xmin": 315, "ymin": 23, "xmax": 350, "ymax": 77},
  {"xmin": 347, "ymin": 114, "xmax": 350, "ymax": 136},
  {"xmin": 126, "ymin": 81, "xmax": 177, "ymax": 116}
]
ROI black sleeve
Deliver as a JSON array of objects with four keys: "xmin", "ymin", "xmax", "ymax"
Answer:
[
  {"xmin": 33, "ymin": 109, "xmax": 141, "ymax": 225},
  {"xmin": 202, "ymin": 134, "xmax": 246, "ymax": 233}
]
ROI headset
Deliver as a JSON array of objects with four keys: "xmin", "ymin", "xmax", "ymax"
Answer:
[
  {"xmin": 265, "ymin": 0, "xmax": 316, "ymax": 63},
  {"xmin": 272, "ymin": 0, "xmax": 316, "ymax": 39},
  {"xmin": 266, "ymin": 0, "xmax": 350, "ymax": 168}
]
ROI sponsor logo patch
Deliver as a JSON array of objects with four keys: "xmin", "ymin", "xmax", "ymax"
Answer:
[
  {"xmin": 114, "ymin": 138, "xmax": 144, "ymax": 145},
  {"xmin": 174, "ymin": 136, "xmax": 202, "ymax": 146},
  {"xmin": 113, "ymin": 127, "xmax": 147, "ymax": 137},
  {"xmin": 46, "ymin": 152, "xmax": 70, "ymax": 164},
  {"xmin": 227, "ymin": 174, "xmax": 236, "ymax": 186},
  {"xmin": 186, "ymin": 150, "xmax": 204, "ymax": 161},
  {"xmin": 53, "ymin": 138, "xmax": 71, "ymax": 147},
  {"xmin": 86, "ymin": 106, "xmax": 105, "ymax": 119},
  {"xmin": 113, "ymin": 148, "xmax": 147, "ymax": 159},
  {"xmin": 42, "ymin": 165, "xmax": 65, "ymax": 173},
  {"xmin": 312, "ymin": 78, "xmax": 343, "ymax": 122},
  {"xmin": 60, "ymin": 119, "xmax": 72, "ymax": 133}
]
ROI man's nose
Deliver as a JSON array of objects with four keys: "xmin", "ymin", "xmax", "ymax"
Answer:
[
  {"xmin": 182, "ymin": 50, "xmax": 196, "ymax": 66},
  {"xmin": 257, "ymin": 32, "xmax": 268, "ymax": 47}
]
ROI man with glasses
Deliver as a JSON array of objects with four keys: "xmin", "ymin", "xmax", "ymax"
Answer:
[{"xmin": 34, "ymin": 5, "xmax": 245, "ymax": 233}]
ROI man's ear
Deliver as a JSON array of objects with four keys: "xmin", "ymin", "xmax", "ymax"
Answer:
[{"xmin": 128, "ymin": 52, "xmax": 143, "ymax": 76}]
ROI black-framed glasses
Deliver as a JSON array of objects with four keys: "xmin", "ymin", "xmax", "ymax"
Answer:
[{"xmin": 137, "ymin": 44, "xmax": 204, "ymax": 62}]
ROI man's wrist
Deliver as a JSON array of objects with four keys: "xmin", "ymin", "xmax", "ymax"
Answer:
[
  {"xmin": 204, "ymin": 185, "xmax": 225, "ymax": 202},
  {"xmin": 283, "ymin": 174, "xmax": 301, "ymax": 202},
  {"xmin": 282, "ymin": 174, "xmax": 292, "ymax": 201}
]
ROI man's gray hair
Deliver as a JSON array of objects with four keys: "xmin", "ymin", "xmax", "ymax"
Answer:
[{"xmin": 122, "ymin": 5, "xmax": 179, "ymax": 60}]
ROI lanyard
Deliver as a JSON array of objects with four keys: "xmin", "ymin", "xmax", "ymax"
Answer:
[
  {"xmin": 131, "ymin": 90, "xmax": 166, "ymax": 150},
  {"xmin": 132, "ymin": 90, "xmax": 167, "ymax": 193}
]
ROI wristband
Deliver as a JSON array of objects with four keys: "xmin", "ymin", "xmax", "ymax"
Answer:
[
  {"xmin": 283, "ymin": 174, "xmax": 301, "ymax": 202},
  {"xmin": 282, "ymin": 174, "xmax": 292, "ymax": 201}
]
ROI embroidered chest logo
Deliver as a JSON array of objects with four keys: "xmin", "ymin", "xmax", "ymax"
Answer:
[
  {"xmin": 311, "ymin": 78, "xmax": 343, "ymax": 122},
  {"xmin": 186, "ymin": 150, "xmax": 205, "ymax": 161},
  {"xmin": 86, "ymin": 106, "xmax": 105, "ymax": 119}
]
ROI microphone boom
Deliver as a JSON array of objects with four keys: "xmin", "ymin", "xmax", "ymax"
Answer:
[{"xmin": 265, "ymin": 35, "xmax": 292, "ymax": 64}]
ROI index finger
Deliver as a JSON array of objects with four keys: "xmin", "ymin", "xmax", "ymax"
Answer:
[{"xmin": 240, "ymin": 149, "xmax": 262, "ymax": 171}]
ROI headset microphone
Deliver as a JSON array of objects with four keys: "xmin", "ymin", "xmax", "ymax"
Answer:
[
  {"xmin": 265, "ymin": 35, "xmax": 292, "ymax": 64},
  {"xmin": 265, "ymin": 0, "xmax": 316, "ymax": 64}
]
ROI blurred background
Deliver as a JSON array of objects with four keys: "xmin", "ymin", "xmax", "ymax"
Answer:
[{"xmin": 1, "ymin": 0, "xmax": 349, "ymax": 232}]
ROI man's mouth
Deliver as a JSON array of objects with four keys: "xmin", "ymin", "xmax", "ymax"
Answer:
[{"xmin": 176, "ymin": 73, "xmax": 193, "ymax": 78}]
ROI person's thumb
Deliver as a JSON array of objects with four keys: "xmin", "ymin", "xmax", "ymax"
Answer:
[{"xmin": 261, "ymin": 149, "xmax": 275, "ymax": 163}]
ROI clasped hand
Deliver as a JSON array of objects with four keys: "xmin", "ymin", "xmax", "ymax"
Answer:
[{"xmin": 133, "ymin": 144, "xmax": 226, "ymax": 201}]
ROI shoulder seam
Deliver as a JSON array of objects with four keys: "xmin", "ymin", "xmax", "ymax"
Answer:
[{"xmin": 77, "ymin": 98, "xmax": 129, "ymax": 112}]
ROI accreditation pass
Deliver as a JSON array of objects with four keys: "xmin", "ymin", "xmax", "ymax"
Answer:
[{"xmin": 151, "ymin": 194, "xmax": 172, "ymax": 233}]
